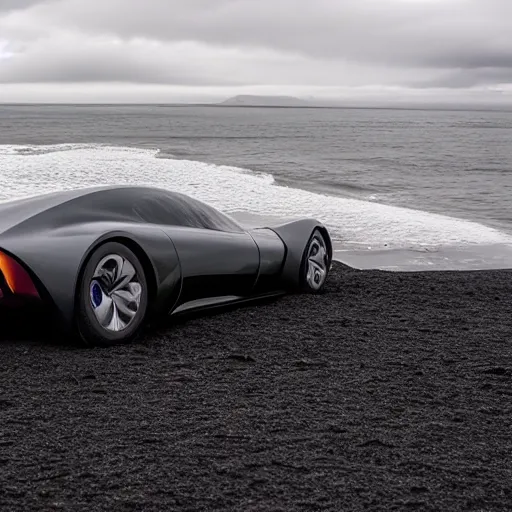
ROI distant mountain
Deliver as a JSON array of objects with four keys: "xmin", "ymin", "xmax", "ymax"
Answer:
[{"xmin": 219, "ymin": 95, "xmax": 312, "ymax": 107}]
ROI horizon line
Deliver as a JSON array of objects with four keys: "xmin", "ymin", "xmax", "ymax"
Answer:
[{"xmin": 1, "ymin": 102, "xmax": 512, "ymax": 113}]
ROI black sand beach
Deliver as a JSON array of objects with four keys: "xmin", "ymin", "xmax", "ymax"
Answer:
[{"xmin": 1, "ymin": 262, "xmax": 511, "ymax": 511}]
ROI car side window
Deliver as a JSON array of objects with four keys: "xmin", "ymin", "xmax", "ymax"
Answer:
[{"xmin": 132, "ymin": 192, "xmax": 244, "ymax": 233}]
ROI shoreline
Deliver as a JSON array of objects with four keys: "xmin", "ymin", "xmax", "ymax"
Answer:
[
  {"xmin": 334, "ymin": 243, "xmax": 512, "ymax": 271},
  {"xmin": 2, "ymin": 141, "xmax": 512, "ymax": 245},
  {"xmin": 153, "ymin": 148, "xmax": 512, "ymax": 241}
]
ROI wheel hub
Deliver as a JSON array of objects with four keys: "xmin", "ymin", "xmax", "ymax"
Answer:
[
  {"xmin": 90, "ymin": 281, "xmax": 103, "ymax": 308},
  {"xmin": 306, "ymin": 235, "xmax": 328, "ymax": 290},
  {"xmin": 89, "ymin": 254, "xmax": 142, "ymax": 332}
]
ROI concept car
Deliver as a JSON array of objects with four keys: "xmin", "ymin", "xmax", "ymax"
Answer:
[{"xmin": 0, "ymin": 186, "xmax": 332, "ymax": 346}]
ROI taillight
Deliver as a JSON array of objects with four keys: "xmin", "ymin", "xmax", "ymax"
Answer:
[{"xmin": 0, "ymin": 251, "xmax": 40, "ymax": 299}]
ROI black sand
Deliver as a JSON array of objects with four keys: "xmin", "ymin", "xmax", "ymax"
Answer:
[{"xmin": 1, "ymin": 262, "xmax": 511, "ymax": 511}]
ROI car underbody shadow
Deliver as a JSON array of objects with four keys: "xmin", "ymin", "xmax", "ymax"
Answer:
[
  {"xmin": 0, "ymin": 308, "xmax": 76, "ymax": 348},
  {"xmin": 152, "ymin": 293, "xmax": 285, "ymax": 331},
  {"xmin": 1, "ymin": 294, "xmax": 287, "ymax": 348}
]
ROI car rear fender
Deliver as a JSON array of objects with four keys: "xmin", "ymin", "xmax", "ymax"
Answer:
[
  {"xmin": 268, "ymin": 219, "xmax": 332, "ymax": 290},
  {"xmin": 0, "ymin": 223, "xmax": 180, "ymax": 332}
]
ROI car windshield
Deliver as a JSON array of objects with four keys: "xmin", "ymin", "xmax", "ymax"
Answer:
[{"xmin": 132, "ymin": 191, "xmax": 244, "ymax": 233}]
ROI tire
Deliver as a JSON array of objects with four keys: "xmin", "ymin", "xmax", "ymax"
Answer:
[
  {"xmin": 76, "ymin": 241, "xmax": 149, "ymax": 347},
  {"xmin": 300, "ymin": 229, "xmax": 331, "ymax": 293}
]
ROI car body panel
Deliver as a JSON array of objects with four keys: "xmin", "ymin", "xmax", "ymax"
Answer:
[
  {"xmin": 160, "ymin": 226, "xmax": 260, "ymax": 305},
  {"xmin": 247, "ymin": 228, "xmax": 287, "ymax": 294}
]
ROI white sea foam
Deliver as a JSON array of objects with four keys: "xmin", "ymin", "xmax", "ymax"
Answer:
[{"xmin": 1, "ymin": 144, "xmax": 511, "ymax": 250}]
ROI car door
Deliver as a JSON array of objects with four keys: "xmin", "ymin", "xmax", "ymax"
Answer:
[
  {"xmin": 164, "ymin": 226, "xmax": 259, "ymax": 305},
  {"xmin": 131, "ymin": 191, "xmax": 260, "ymax": 305}
]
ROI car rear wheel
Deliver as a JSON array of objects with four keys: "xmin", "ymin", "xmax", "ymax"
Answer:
[
  {"xmin": 300, "ymin": 229, "xmax": 330, "ymax": 293},
  {"xmin": 76, "ymin": 242, "xmax": 148, "ymax": 346}
]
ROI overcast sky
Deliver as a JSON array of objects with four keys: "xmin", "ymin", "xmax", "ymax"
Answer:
[{"xmin": 0, "ymin": 0, "xmax": 511, "ymax": 104}]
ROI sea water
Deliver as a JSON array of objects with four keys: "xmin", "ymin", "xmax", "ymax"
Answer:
[{"xmin": 0, "ymin": 105, "xmax": 511, "ymax": 270}]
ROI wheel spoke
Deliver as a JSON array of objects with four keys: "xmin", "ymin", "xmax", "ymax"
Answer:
[
  {"xmin": 127, "ymin": 282, "xmax": 142, "ymax": 302},
  {"xmin": 308, "ymin": 260, "xmax": 326, "ymax": 280},
  {"xmin": 93, "ymin": 256, "xmax": 120, "ymax": 295},
  {"xmin": 309, "ymin": 245, "xmax": 327, "ymax": 266},
  {"xmin": 112, "ymin": 290, "xmax": 138, "ymax": 319},
  {"xmin": 308, "ymin": 259, "xmax": 325, "ymax": 275},
  {"xmin": 106, "ymin": 302, "xmax": 127, "ymax": 331},
  {"xmin": 110, "ymin": 259, "xmax": 137, "ymax": 294}
]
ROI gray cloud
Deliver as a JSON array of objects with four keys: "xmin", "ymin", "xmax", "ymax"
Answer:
[
  {"xmin": 411, "ymin": 67, "xmax": 512, "ymax": 89},
  {"xmin": 45, "ymin": 0, "xmax": 512, "ymax": 68},
  {"xmin": 0, "ymin": 0, "xmax": 45, "ymax": 12},
  {"xmin": 0, "ymin": 0, "xmax": 511, "ymax": 101},
  {"xmin": 0, "ymin": 34, "xmax": 441, "ymax": 88},
  {"xmin": 0, "ymin": 39, "xmax": 243, "ymax": 85}
]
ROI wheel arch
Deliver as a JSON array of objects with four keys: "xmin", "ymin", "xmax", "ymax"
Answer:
[
  {"xmin": 74, "ymin": 235, "xmax": 158, "ymax": 313},
  {"xmin": 316, "ymin": 225, "xmax": 333, "ymax": 264},
  {"xmin": 268, "ymin": 219, "xmax": 332, "ymax": 291}
]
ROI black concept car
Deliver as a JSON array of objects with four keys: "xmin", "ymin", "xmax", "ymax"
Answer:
[{"xmin": 0, "ymin": 186, "xmax": 332, "ymax": 346}]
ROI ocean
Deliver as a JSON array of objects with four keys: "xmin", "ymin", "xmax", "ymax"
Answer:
[{"xmin": 1, "ymin": 104, "xmax": 511, "ymax": 270}]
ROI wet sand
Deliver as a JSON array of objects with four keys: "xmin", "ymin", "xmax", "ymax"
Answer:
[
  {"xmin": 1, "ymin": 262, "xmax": 512, "ymax": 511},
  {"xmin": 335, "ymin": 243, "xmax": 512, "ymax": 271}
]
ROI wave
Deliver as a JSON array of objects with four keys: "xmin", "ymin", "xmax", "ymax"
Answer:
[
  {"xmin": 0, "ymin": 143, "xmax": 511, "ymax": 249},
  {"xmin": 275, "ymin": 177, "xmax": 378, "ymax": 196},
  {"xmin": 0, "ymin": 143, "xmax": 111, "ymax": 156}
]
